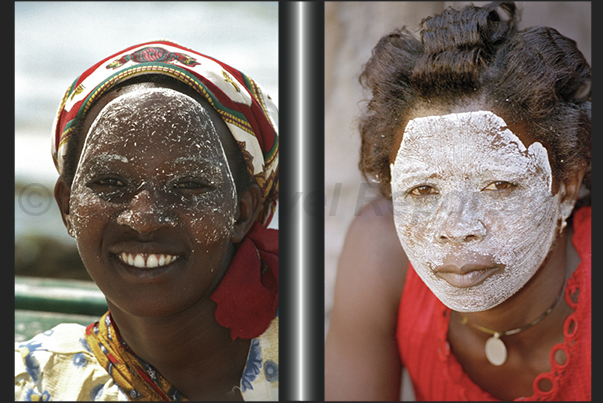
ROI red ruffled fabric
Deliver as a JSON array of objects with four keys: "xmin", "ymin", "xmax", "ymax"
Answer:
[{"xmin": 211, "ymin": 222, "xmax": 279, "ymax": 340}]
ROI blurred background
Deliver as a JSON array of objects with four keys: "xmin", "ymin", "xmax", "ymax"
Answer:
[
  {"xmin": 324, "ymin": 1, "xmax": 591, "ymax": 336},
  {"xmin": 15, "ymin": 1, "xmax": 278, "ymax": 282}
]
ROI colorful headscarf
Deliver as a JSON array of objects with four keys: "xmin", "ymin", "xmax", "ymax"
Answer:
[{"xmin": 52, "ymin": 40, "xmax": 278, "ymax": 226}]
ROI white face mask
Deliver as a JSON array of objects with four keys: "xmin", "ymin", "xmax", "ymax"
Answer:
[{"xmin": 390, "ymin": 111, "xmax": 573, "ymax": 312}]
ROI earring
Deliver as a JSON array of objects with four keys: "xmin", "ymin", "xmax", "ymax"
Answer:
[{"xmin": 558, "ymin": 200, "xmax": 574, "ymax": 234}]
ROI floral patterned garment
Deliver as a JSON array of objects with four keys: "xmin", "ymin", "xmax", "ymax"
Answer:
[{"xmin": 15, "ymin": 317, "xmax": 278, "ymax": 401}]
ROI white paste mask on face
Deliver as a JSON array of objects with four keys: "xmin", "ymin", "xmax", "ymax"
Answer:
[
  {"xmin": 390, "ymin": 110, "xmax": 574, "ymax": 312},
  {"xmin": 71, "ymin": 87, "xmax": 238, "ymax": 242}
]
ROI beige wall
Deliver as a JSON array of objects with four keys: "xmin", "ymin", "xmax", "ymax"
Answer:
[{"xmin": 324, "ymin": 1, "xmax": 591, "ymax": 334}]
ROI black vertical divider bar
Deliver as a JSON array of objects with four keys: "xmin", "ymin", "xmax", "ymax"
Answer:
[
  {"xmin": 279, "ymin": 1, "xmax": 325, "ymax": 401},
  {"xmin": 302, "ymin": 2, "xmax": 326, "ymax": 401},
  {"xmin": 278, "ymin": 1, "xmax": 299, "ymax": 401}
]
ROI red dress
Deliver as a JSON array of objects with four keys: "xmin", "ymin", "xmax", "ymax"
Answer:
[{"xmin": 396, "ymin": 207, "xmax": 591, "ymax": 401}]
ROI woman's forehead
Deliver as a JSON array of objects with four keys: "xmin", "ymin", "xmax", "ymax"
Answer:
[
  {"xmin": 401, "ymin": 110, "xmax": 522, "ymax": 149},
  {"xmin": 80, "ymin": 87, "xmax": 228, "ymax": 164},
  {"xmin": 390, "ymin": 111, "xmax": 553, "ymax": 189},
  {"xmin": 92, "ymin": 86, "xmax": 210, "ymax": 125},
  {"xmin": 393, "ymin": 108, "xmax": 542, "ymax": 156},
  {"xmin": 84, "ymin": 82, "xmax": 229, "ymax": 136},
  {"xmin": 390, "ymin": 103, "xmax": 543, "ymax": 160}
]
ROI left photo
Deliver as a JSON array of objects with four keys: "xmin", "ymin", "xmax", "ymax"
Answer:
[{"xmin": 15, "ymin": 2, "xmax": 278, "ymax": 401}]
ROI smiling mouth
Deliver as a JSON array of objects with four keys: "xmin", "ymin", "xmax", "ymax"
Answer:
[{"xmin": 117, "ymin": 252, "xmax": 180, "ymax": 269}]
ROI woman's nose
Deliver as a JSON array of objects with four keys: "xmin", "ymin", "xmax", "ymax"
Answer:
[
  {"xmin": 434, "ymin": 192, "xmax": 486, "ymax": 244},
  {"xmin": 436, "ymin": 220, "xmax": 486, "ymax": 243},
  {"xmin": 117, "ymin": 189, "xmax": 177, "ymax": 233}
]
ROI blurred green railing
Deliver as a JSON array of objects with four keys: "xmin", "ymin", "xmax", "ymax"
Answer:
[{"xmin": 15, "ymin": 276, "xmax": 108, "ymax": 342}]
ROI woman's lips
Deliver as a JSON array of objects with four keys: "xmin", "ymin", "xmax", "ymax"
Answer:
[
  {"xmin": 435, "ymin": 267, "xmax": 499, "ymax": 288},
  {"xmin": 434, "ymin": 262, "xmax": 503, "ymax": 288}
]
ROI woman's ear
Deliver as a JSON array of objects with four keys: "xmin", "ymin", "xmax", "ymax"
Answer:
[
  {"xmin": 562, "ymin": 168, "xmax": 587, "ymax": 205},
  {"xmin": 231, "ymin": 184, "xmax": 263, "ymax": 244},
  {"xmin": 54, "ymin": 177, "xmax": 74, "ymax": 237},
  {"xmin": 558, "ymin": 167, "xmax": 587, "ymax": 223}
]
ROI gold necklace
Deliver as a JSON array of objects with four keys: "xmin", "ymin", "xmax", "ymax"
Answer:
[{"xmin": 460, "ymin": 283, "xmax": 565, "ymax": 366}]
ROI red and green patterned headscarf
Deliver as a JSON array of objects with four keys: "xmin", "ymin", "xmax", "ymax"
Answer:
[{"xmin": 52, "ymin": 40, "xmax": 278, "ymax": 226}]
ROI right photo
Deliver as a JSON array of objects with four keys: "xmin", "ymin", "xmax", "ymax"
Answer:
[{"xmin": 324, "ymin": 2, "xmax": 591, "ymax": 401}]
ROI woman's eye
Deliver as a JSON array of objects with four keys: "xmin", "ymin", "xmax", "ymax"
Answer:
[
  {"xmin": 173, "ymin": 180, "xmax": 212, "ymax": 192},
  {"xmin": 90, "ymin": 177, "xmax": 125, "ymax": 189},
  {"xmin": 98, "ymin": 178, "xmax": 124, "ymax": 187},
  {"xmin": 409, "ymin": 185, "xmax": 438, "ymax": 196},
  {"xmin": 483, "ymin": 181, "xmax": 517, "ymax": 191},
  {"xmin": 175, "ymin": 182, "xmax": 202, "ymax": 189},
  {"xmin": 86, "ymin": 177, "xmax": 127, "ymax": 197}
]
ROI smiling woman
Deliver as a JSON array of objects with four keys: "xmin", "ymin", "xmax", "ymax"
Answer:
[
  {"xmin": 15, "ymin": 40, "xmax": 279, "ymax": 401},
  {"xmin": 68, "ymin": 86, "xmax": 240, "ymax": 318}
]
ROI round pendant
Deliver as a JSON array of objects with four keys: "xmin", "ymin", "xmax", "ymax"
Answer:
[{"xmin": 485, "ymin": 334, "xmax": 507, "ymax": 366}]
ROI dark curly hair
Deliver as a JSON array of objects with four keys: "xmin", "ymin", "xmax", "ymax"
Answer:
[{"xmin": 358, "ymin": 1, "xmax": 591, "ymax": 209}]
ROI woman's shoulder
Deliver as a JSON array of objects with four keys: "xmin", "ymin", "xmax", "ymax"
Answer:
[
  {"xmin": 240, "ymin": 316, "xmax": 279, "ymax": 401},
  {"xmin": 325, "ymin": 197, "xmax": 408, "ymax": 400},
  {"xmin": 335, "ymin": 196, "xmax": 408, "ymax": 320},
  {"xmin": 15, "ymin": 323, "xmax": 127, "ymax": 401},
  {"xmin": 16, "ymin": 323, "xmax": 88, "ymax": 354},
  {"xmin": 345, "ymin": 196, "xmax": 409, "ymax": 279}
]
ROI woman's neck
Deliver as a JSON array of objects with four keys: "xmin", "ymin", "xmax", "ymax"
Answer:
[
  {"xmin": 107, "ymin": 297, "xmax": 251, "ymax": 400},
  {"xmin": 446, "ymin": 226, "xmax": 581, "ymax": 400},
  {"xmin": 452, "ymin": 227, "xmax": 576, "ymax": 349}
]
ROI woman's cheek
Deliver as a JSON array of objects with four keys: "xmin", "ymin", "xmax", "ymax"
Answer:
[
  {"xmin": 185, "ymin": 189, "xmax": 237, "ymax": 247},
  {"xmin": 69, "ymin": 187, "xmax": 111, "ymax": 245}
]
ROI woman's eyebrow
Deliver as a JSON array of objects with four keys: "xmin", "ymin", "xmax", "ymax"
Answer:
[
  {"xmin": 83, "ymin": 153, "xmax": 130, "ymax": 166},
  {"xmin": 393, "ymin": 165, "xmax": 527, "ymax": 183},
  {"xmin": 172, "ymin": 156, "xmax": 210, "ymax": 164},
  {"xmin": 170, "ymin": 156, "xmax": 225, "ymax": 167},
  {"xmin": 163, "ymin": 157, "xmax": 226, "ymax": 178},
  {"xmin": 392, "ymin": 165, "xmax": 442, "ymax": 181}
]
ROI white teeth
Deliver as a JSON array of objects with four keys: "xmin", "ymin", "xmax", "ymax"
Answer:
[
  {"xmin": 146, "ymin": 254, "xmax": 158, "ymax": 268},
  {"xmin": 133, "ymin": 254, "xmax": 145, "ymax": 268},
  {"xmin": 117, "ymin": 253, "xmax": 179, "ymax": 269}
]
